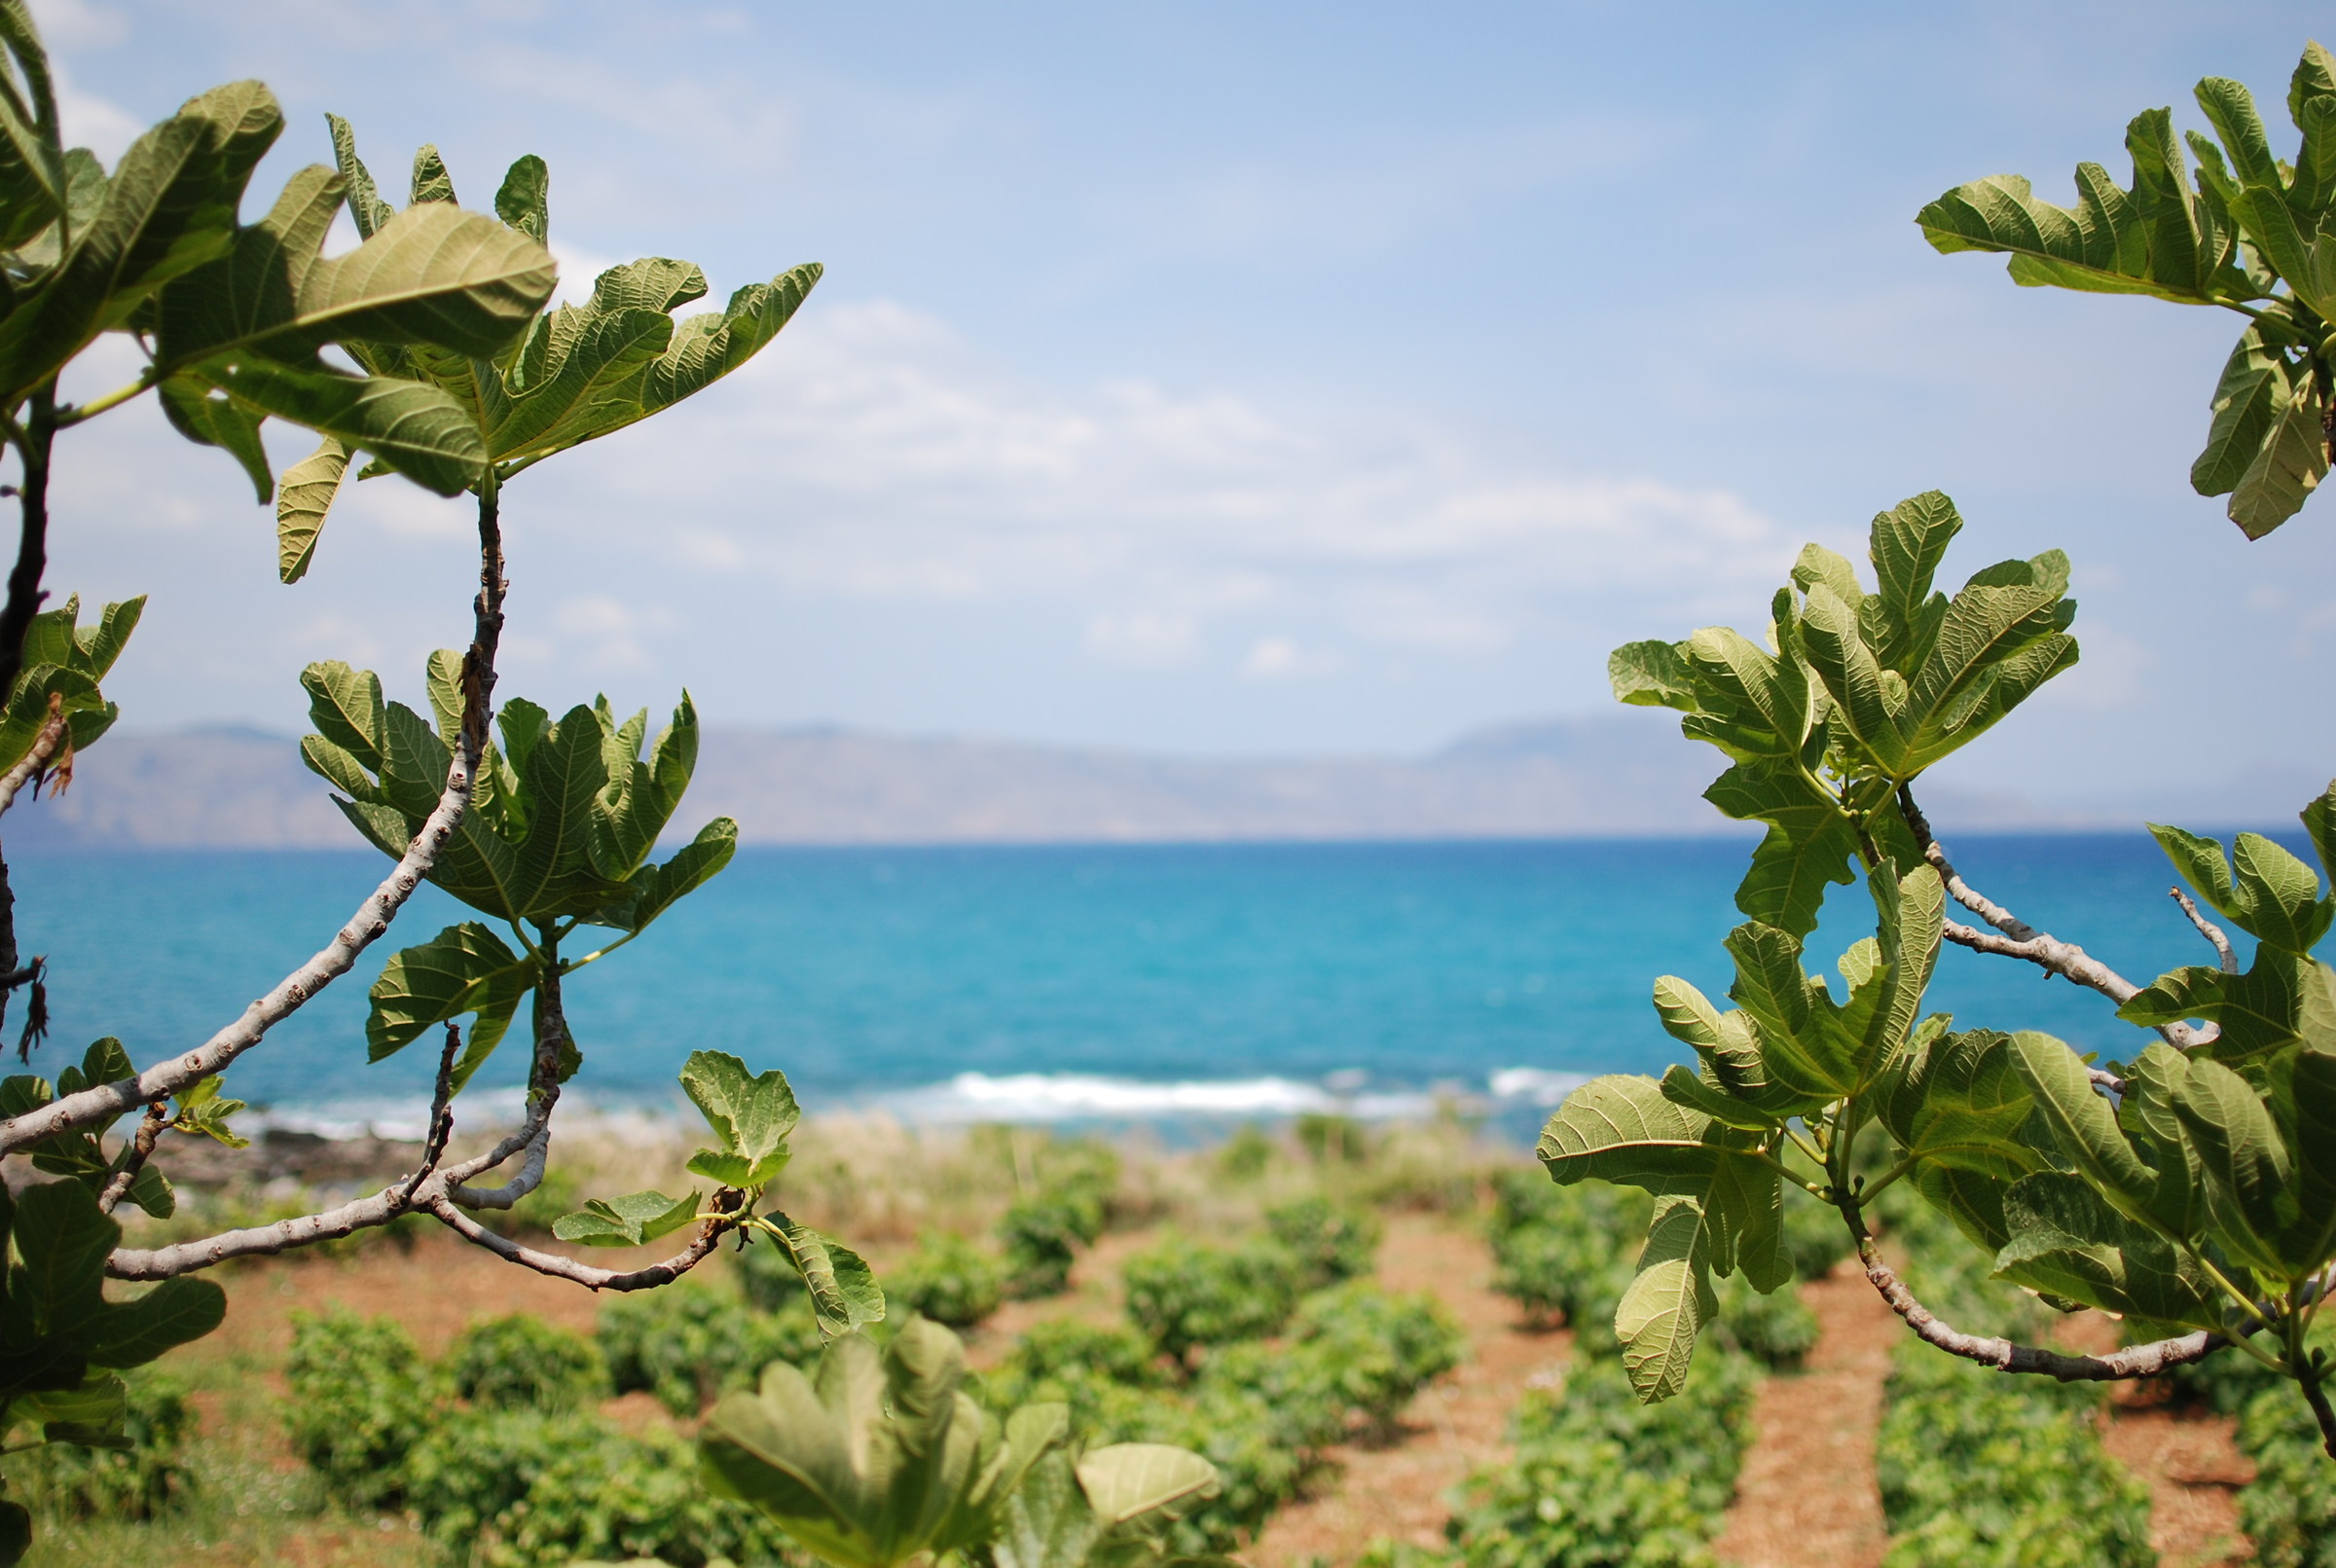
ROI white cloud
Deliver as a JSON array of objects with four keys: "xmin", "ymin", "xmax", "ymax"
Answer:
[
  {"xmin": 553, "ymin": 298, "xmax": 1811, "ymax": 668},
  {"xmin": 548, "ymin": 239, "xmax": 623, "ymax": 308},
  {"xmin": 28, "ymin": 0, "xmax": 125, "ymax": 50},
  {"xmin": 546, "ymin": 595, "xmax": 670, "ymax": 674},
  {"xmin": 1241, "ymin": 637, "xmax": 1338, "ymax": 680},
  {"xmin": 50, "ymin": 63, "xmax": 139, "ymax": 164},
  {"xmin": 1086, "ymin": 611, "xmax": 1196, "ymax": 668}
]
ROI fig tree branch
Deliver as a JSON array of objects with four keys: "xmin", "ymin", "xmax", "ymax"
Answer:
[
  {"xmin": 93, "ymin": 1102, "xmax": 165, "ymax": 1215},
  {"xmin": 2171, "ymin": 887, "xmax": 2240, "ymax": 972},
  {"xmin": 0, "ymin": 469, "xmax": 513, "ymax": 1153},
  {"xmin": 1841, "ymin": 1193, "xmax": 2224, "ymax": 1381},
  {"xmin": 447, "ymin": 932, "xmax": 564, "ymax": 1209},
  {"xmin": 1897, "ymin": 786, "xmax": 2214, "ymax": 1054},
  {"xmin": 0, "ymin": 696, "xmax": 66, "ymax": 1049},
  {"xmin": 421, "ymin": 1185, "xmax": 746, "ymax": 1292},
  {"xmin": 108, "ymin": 1177, "xmax": 433, "ymax": 1277},
  {"xmin": 392, "ymin": 1022, "xmax": 463, "ymax": 1208},
  {"xmin": 0, "ymin": 386, "xmax": 55, "ymax": 703}
]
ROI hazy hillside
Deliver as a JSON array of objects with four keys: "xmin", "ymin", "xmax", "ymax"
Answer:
[{"xmin": 2, "ymin": 711, "xmax": 2280, "ymax": 852}]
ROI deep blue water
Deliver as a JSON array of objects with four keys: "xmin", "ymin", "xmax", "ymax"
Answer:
[{"xmin": 3, "ymin": 834, "xmax": 2299, "ymax": 1136}]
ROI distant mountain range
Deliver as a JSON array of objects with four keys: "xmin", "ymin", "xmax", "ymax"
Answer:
[{"xmin": 0, "ymin": 714, "xmax": 2305, "ymax": 852}]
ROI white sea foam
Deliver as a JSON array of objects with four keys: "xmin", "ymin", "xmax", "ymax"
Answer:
[
  {"xmin": 245, "ymin": 1065, "xmax": 1587, "ymax": 1138},
  {"xmin": 879, "ymin": 1072, "xmax": 1465, "ymax": 1123},
  {"xmin": 1486, "ymin": 1067, "xmax": 1590, "ymax": 1106}
]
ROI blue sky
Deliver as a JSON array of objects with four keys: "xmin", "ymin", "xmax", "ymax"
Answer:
[{"xmin": 32, "ymin": 0, "xmax": 2336, "ymax": 814}]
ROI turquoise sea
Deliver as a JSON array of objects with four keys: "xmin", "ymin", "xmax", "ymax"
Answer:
[{"xmin": 5, "ymin": 834, "xmax": 2300, "ymax": 1141}]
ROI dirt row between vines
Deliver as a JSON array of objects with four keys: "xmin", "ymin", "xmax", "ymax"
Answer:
[
  {"xmin": 192, "ymin": 1217, "xmax": 2257, "ymax": 1567},
  {"xmin": 1249, "ymin": 1218, "xmax": 2256, "ymax": 1568}
]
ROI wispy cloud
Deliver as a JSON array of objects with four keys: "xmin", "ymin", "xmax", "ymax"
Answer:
[{"xmin": 539, "ymin": 298, "xmax": 1809, "ymax": 679}]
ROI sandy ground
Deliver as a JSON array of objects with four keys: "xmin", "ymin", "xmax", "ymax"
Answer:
[
  {"xmin": 1711, "ymin": 1263, "xmax": 1900, "ymax": 1568},
  {"xmin": 2104, "ymin": 1403, "xmax": 2254, "ymax": 1568},
  {"xmin": 1251, "ymin": 1216, "xmax": 1569, "ymax": 1565}
]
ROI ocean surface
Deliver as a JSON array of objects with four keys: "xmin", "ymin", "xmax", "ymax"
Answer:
[{"xmin": 5, "ymin": 834, "xmax": 2301, "ymax": 1143}]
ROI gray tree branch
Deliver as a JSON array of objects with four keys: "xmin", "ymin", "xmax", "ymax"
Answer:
[
  {"xmin": 108, "ymin": 1178, "xmax": 427, "ymax": 1278},
  {"xmin": 0, "ymin": 743, "xmax": 481, "ymax": 1153},
  {"xmin": 1854, "ymin": 1228, "xmax": 2220, "ymax": 1378},
  {"xmin": 2171, "ymin": 887, "xmax": 2241, "ymax": 973},
  {"xmin": 446, "ymin": 950, "xmax": 565, "ymax": 1208},
  {"xmin": 93, "ymin": 1101, "xmax": 164, "ymax": 1215},
  {"xmin": 391, "ymin": 1022, "xmax": 463, "ymax": 1209},
  {"xmin": 1, "ymin": 475, "xmax": 513, "ymax": 1154},
  {"xmin": 1897, "ymin": 787, "xmax": 2215, "ymax": 1054},
  {"xmin": 1837, "ymin": 1194, "xmax": 2224, "ymax": 1380},
  {"xmin": 421, "ymin": 1185, "xmax": 744, "ymax": 1292}
]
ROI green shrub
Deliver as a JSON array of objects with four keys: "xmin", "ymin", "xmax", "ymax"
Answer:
[
  {"xmin": 446, "ymin": 1314, "xmax": 608, "ymax": 1410},
  {"xmin": 1712, "ymin": 1276, "xmax": 1819, "ymax": 1371},
  {"xmin": 1875, "ymin": 1343, "xmax": 2152, "ymax": 1568},
  {"xmin": 14, "ymin": 1367, "xmax": 196, "ymax": 1520},
  {"xmin": 998, "ymin": 1187, "xmax": 1107, "ymax": 1298},
  {"xmin": 887, "ymin": 1231, "xmax": 1005, "ymax": 1328},
  {"xmin": 1121, "ymin": 1235, "xmax": 1304, "ymax": 1365},
  {"xmin": 282, "ymin": 1307, "xmax": 435, "ymax": 1506},
  {"xmin": 1296, "ymin": 1112, "xmax": 1371, "ymax": 1164},
  {"xmin": 400, "ymin": 1405, "xmax": 790, "ymax": 1568},
  {"xmin": 1215, "ymin": 1123, "xmax": 1277, "ymax": 1181},
  {"xmin": 2236, "ymin": 1382, "xmax": 2336, "ymax": 1567},
  {"xmin": 1194, "ymin": 1286, "xmax": 1463, "ymax": 1456},
  {"xmin": 1485, "ymin": 1172, "xmax": 1645, "ymax": 1331},
  {"xmin": 988, "ymin": 1287, "xmax": 1452, "ymax": 1557},
  {"xmin": 984, "ymin": 1319, "xmax": 1168, "ymax": 1419},
  {"xmin": 1095, "ymin": 1379, "xmax": 1313, "ymax": 1558},
  {"xmin": 599, "ymin": 1280, "xmax": 821, "ymax": 1417},
  {"xmin": 1197, "ymin": 1337, "xmax": 1352, "ymax": 1453},
  {"xmin": 1442, "ymin": 1349, "xmax": 1758, "ymax": 1568},
  {"xmin": 989, "ymin": 1133, "xmax": 1121, "ymax": 1298},
  {"xmin": 981, "ymin": 1319, "xmax": 1305, "ymax": 1556},
  {"xmin": 1284, "ymin": 1280, "xmax": 1467, "ymax": 1434},
  {"xmin": 1266, "ymin": 1196, "xmax": 1382, "ymax": 1290}
]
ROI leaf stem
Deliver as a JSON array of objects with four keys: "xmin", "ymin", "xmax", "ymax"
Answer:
[
  {"xmin": 1782, "ymin": 1125, "xmax": 1828, "ymax": 1171},
  {"xmin": 561, "ymin": 930, "xmax": 638, "ymax": 974},
  {"xmin": 1858, "ymin": 1150, "xmax": 1921, "ymax": 1202},
  {"xmin": 505, "ymin": 919, "xmax": 544, "ymax": 965},
  {"xmin": 1749, "ymin": 1145, "xmax": 1828, "ymax": 1198},
  {"xmin": 55, "ymin": 370, "xmax": 155, "ymax": 426},
  {"xmin": 2192, "ymin": 1248, "xmax": 2280, "ymax": 1335}
]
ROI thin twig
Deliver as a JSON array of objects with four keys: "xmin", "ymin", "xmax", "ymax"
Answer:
[
  {"xmin": 0, "ymin": 473, "xmax": 512, "ymax": 1153},
  {"xmin": 93, "ymin": 1102, "xmax": 167, "ymax": 1215},
  {"xmin": 1843, "ymin": 1199, "xmax": 2222, "ymax": 1380},
  {"xmin": 446, "ymin": 941, "xmax": 563, "ymax": 1208},
  {"xmin": 393, "ymin": 1023, "xmax": 463, "ymax": 1208},
  {"xmin": 420, "ymin": 1185, "xmax": 744, "ymax": 1292},
  {"xmin": 2170, "ymin": 887, "xmax": 2240, "ymax": 973},
  {"xmin": 1898, "ymin": 787, "xmax": 2215, "ymax": 1052}
]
